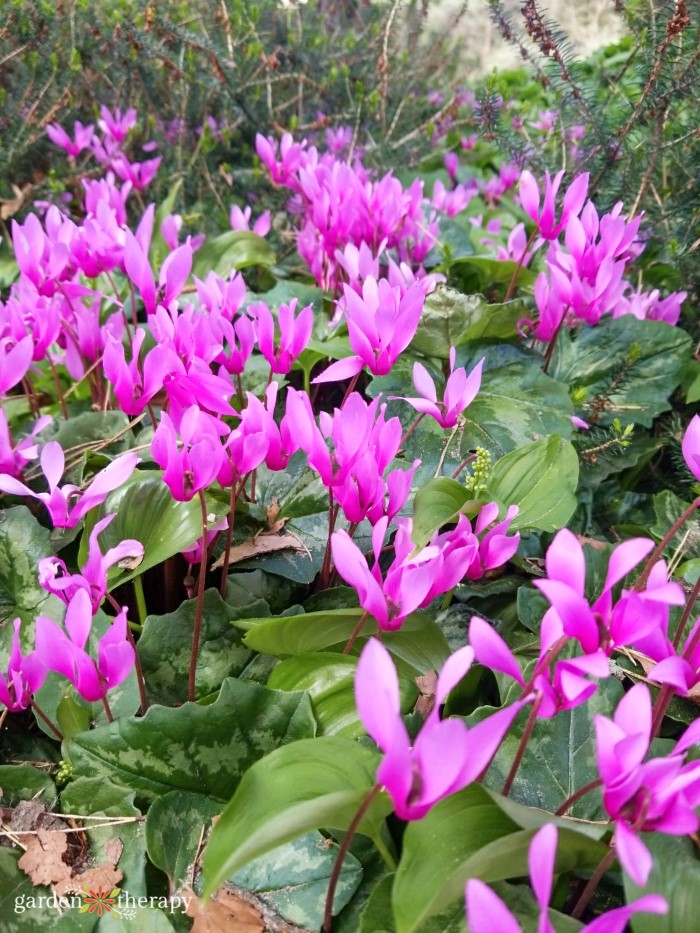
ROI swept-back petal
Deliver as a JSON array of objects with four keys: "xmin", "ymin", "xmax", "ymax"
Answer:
[
  {"xmin": 466, "ymin": 879, "xmax": 522, "ymax": 933},
  {"xmin": 355, "ymin": 638, "xmax": 402, "ymax": 750}
]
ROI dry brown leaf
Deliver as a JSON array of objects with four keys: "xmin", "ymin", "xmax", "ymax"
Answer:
[
  {"xmin": 103, "ymin": 837, "xmax": 124, "ymax": 865},
  {"xmin": 18, "ymin": 829, "xmax": 71, "ymax": 887},
  {"xmin": 211, "ymin": 529, "xmax": 310, "ymax": 570},
  {"xmin": 184, "ymin": 886, "xmax": 264, "ymax": 933},
  {"xmin": 576, "ymin": 535, "xmax": 607, "ymax": 551},
  {"xmin": 0, "ymin": 183, "xmax": 33, "ymax": 220},
  {"xmin": 414, "ymin": 670, "xmax": 438, "ymax": 720},
  {"xmin": 266, "ymin": 498, "xmax": 281, "ymax": 528},
  {"xmin": 8, "ymin": 800, "xmax": 57, "ymax": 833},
  {"xmin": 15, "ymin": 808, "xmax": 124, "ymax": 897},
  {"xmin": 56, "ymin": 862, "xmax": 122, "ymax": 897}
]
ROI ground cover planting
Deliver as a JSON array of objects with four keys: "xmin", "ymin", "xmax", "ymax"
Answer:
[{"xmin": 2, "ymin": 6, "xmax": 700, "ymax": 927}]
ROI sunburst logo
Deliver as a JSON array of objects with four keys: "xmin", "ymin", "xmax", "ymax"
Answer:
[{"xmin": 78, "ymin": 886, "xmax": 122, "ymax": 918}]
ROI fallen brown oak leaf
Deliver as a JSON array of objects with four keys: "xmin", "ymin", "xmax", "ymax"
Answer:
[
  {"xmin": 211, "ymin": 528, "xmax": 311, "ymax": 571},
  {"xmin": 12, "ymin": 802, "xmax": 124, "ymax": 896},
  {"xmin": 414, "ymin": 670, "xmax": 438, "ymax": 720},
  {"xmin": 184, "ymin": 883, "xmax": 312, "ymax": 933},
  {"xmin": 18, "ymin": 829, "xmax": 71, "ymax": 887},
  {"xmin": 184, "ymin": 886, "xmax": 265, "ymax": 933}
]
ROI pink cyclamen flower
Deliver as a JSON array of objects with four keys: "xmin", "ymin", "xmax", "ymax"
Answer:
[
  {"xmin": 35, "ymin": 590, "xmax": 135, "ymax": 703},
  {"xmin": 0, "ymin": 334, "xmax": 34, "ymax": 395},
  {"xmin": 466, "ymin": 823, "xmax": 667, "ymax": 933},
  {"xmin": 391, "ymin": 350, "xmax": 483, "ymax": 429},
  {"xmin": 595, "ymin": 683, "xmax": 700, "ymax": 886},
  {"xmin": 0, "ymin": 411, "xmax": 51, "ymax": 479},
  {"xmin": 519, "ymin": 169, "xmax": 589, "ymax": 240},
  {"xmin": 682, "ymin": 414, "xmax": 700, "ymax": 483},
  {"xmin": 97, "ymin": 105, "xmax": 137, "ymax": 144},
  {"xmin": 46, "ymin": 121, "xmax": 95, "ymax": 159},
  {"xmin": 230, "ymin": 204, "xmax": 271, "ymax": 237},
  {"xmin": 0, "ymin": 619, "xmax": 46, "ymax": 712},
  {"xmin": 151, "ymin": 406, "xmax": 227, "ymax": 502},
  {"xmin": 111, "ymin": 155, "xmax": 162, "ymax": 191},
  {"xmin": 468, "ymin": 614, "xmax": 610, "ymax": 720},
  {"xmin": 356, "ymin": 638, "xmax": 522, "ymax": 820},
  {"xmin": 534, "ymin": 528, "xmax": 684, "ymax": 656},
  {"xmin": 38, "ymin": 513, "xmax": 143, "ymax": 613},
  {"xmin": 249, "ymin": 298, "xmax": 314, "ymax": 375},
  {"xmin": 0, "ymin": 442, "xmax": 139, "ymax": 528},
  {"xmin": 313, "ymin": 277, "xmax": 426, "ymax": 383}
]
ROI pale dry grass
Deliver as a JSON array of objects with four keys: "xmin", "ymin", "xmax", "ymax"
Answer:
[{"xmin": 422, "ymin": 0, "xmax": 626, "ymax": 76}]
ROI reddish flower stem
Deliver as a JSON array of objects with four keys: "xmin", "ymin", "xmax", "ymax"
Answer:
[
  {"xmin": 188, "ymin": 490, "xmax": 209, "ymax": 703},
  {"xmin": 555, "ymin": 777, "xmax": 603, "ymax": 816},
  {"xmin": 400, "ymin": 412, "xmax": 425, "ymax": 449},
  {"xmin": 634, "ymin": 496, "xmax": 700, "ymax": 591},
  {"xmin": 503, "ymin": 228, "xmax": 538, "ymax": 303},
  {"xmin": 323, "ymin": 783, "xmax": 382, "ymax": 933},
  {"xmin": 219, "ymin": 476, "xmax": 246, "ymax": 597},
  {"xmin": 502, "ymin": 692, "xmax": 541, "ymax": 796},
  {"xmin": 672, "ymin": 575, "xmax": 700, "ymax": 650},
  {"xmin": 101, "ymin": 695, "xmax": 114, "ymax": 723},
  {"xmin": 30, "ymin": 699, "xmax": 63, "ymax": 741},
  {"xmin": 342, "ymin": 611, "xmax": 370, "ymax": 656}
]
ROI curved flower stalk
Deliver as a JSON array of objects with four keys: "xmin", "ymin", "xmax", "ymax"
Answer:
[
  {"xmin": 465, "ymin": 823, "xmax": 667, "ymax": 933},
  {"xmin": 355, "ymin": 638, "xmax": 523, "ymax": 820},
  {"xmin": 0, "ymin": 442, "xmax": 139, "ymax": 529},
  {"xmin": 38, "ymin": 514, "xmax": 143, "ymax": 613}
]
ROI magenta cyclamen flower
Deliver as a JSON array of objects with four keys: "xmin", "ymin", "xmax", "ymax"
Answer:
[
  {"xmin": 356, "ymin": 638, "xmax": 522, "ymax": 820},
  {"xmin": 230, "ymin": 204, "xmax": 271, "ymax": 237},
  {"xmin": 534, "ymin": 528, "xmax": 684, "ymax": 655},
  {"xmin": 331, "ymin": 518, "xmax": 443, "ymax": 631},
  {"xmin": 46, "ymin": 121, "xmax": 94, "ymax": 159},
  {"xmin": 38, "ymin": 514, "xmax": 143, "ymax": 613},
  {"xmin": 519, "ymin": 169, "xmax": 589, "ymax": 240},
  {"xmin": 0, "ymin": 334, "xmax": 34, "ymax": 395},
  {"xmin": 0, "ymin": 442, "xmax": 139, "ymax": 528},
  {"xmin": 465, "ymin": 823, "xmax": 667, "ymax": 933},
  {"xmin": 313, "ymin": 277, "xmax": 426, "ymax": 383},
  {"xmin": 151, "ymin": 406, "xmax": 227, "ymax": 501},
  {"xmin": 595, "ymin": 683, "xmax": 700, "ymax": 886},
  {"xmin": 35, "ymin": 590, "xmax": 135, "ymax": 703},
  {"xmin": 0, "ymin": 411, "xmax": 51, "ymax": 479},
  {"xmin": 392, "ymin": 350, "xmax": 484, "ymax": 429},
  {"xmin": 249, "ymin": 298, "xmax": 314, "ymax": 375},
  {"xmin": 97, "ymin": 105, "xmax": 137, "ymax": 144},
  {"xmin": 682, "ymin": 414, "xmax": 700, "ymax": 483},
  {"xmin": 0, "ymin": 620, "xmax": 46, "ymax": 713},
  {"xmin": 469, "ymin": 613, "xmax": 610, "ymax": 720}
]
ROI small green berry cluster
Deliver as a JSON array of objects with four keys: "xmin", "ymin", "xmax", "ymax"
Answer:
[
  {"xmin": 56, "ymin": 759, "xmax": 74, "ymax": 785},
  {"xmin": 465, "ymin": 447, "xmax": 492, "ymax": 494}
]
